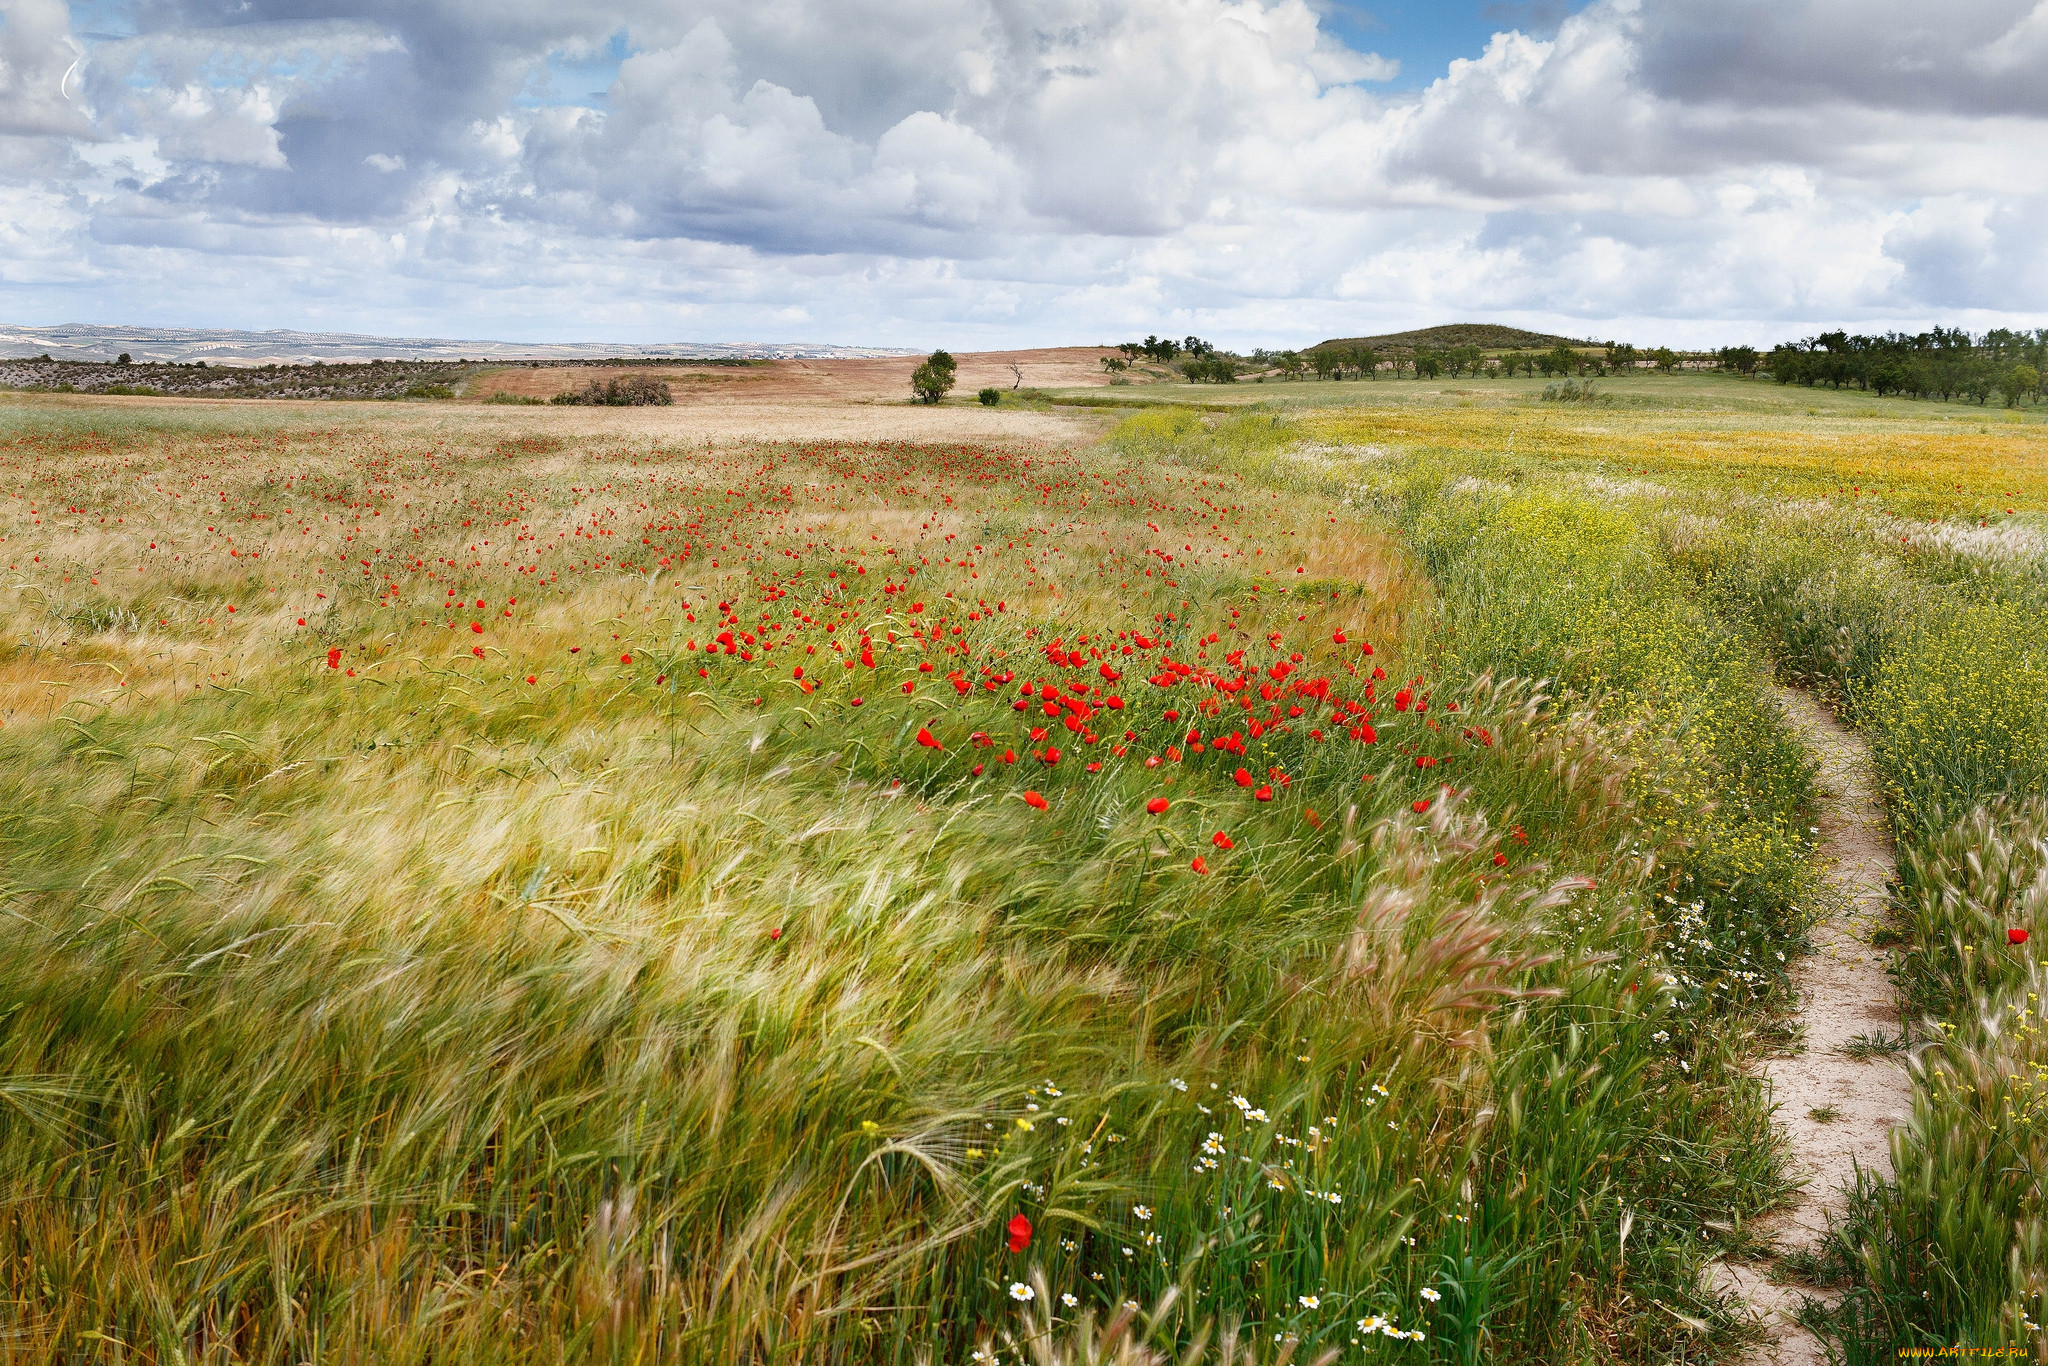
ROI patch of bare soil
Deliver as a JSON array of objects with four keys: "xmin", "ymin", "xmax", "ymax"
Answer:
[
  {"xmin": 468, "ymin": 346, "xmax": 1131, "ymax": 405},
  {"xmin": 1713, "ymin": 686, "xmax": 1915, "ymax": 1363}
]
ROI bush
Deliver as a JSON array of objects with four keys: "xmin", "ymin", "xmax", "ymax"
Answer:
[
  {"xmin": 977, "ymin": 388, "xmax": 1000, "ymax": 406},
  {"xmin": 550, "ymin": 375, "xmax": 673, "ymax": 406},
  {"xmin": 1540, "ymin": 379, "xmax": 1606, "ymax": 404},
  {"xmin": 404, "ymin": 383, "xmax": 457, "ymax": 400}
]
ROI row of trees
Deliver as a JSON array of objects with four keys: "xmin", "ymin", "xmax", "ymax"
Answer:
[
  {"xmin": 1115, "ymin": 335, "xmax": 1216, "ymax": 363},
  {"xmin": 1249, "ymin": 341, "xmax": 1689, "ymax": 381},
  {"xmin": 1765, "ymin": 328, "xmax": 2045, "ymax": 406},
  {"xmin": 922, "ymin": 327, "xmax": 2046, "ymax": 406}
]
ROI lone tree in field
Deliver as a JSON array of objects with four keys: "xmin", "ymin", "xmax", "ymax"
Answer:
[{"xmin": 911, "ymin": 350, "xmax": 957, "ymax": 404}]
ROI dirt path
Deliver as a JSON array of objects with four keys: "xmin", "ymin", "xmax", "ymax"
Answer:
[{"xmin": 1712, "ymin": 686, "xmax": 1915, "ymax": 1363}]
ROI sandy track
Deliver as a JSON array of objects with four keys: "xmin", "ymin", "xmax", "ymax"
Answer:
[{"xmin": 1714, "ymin": 687, "xmax": 1914, "ymax": 1363}]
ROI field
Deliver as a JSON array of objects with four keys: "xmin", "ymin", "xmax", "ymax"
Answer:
[{"xmin": 0, "ymin": 370, "xmax": 2042, "ymax": 1363}]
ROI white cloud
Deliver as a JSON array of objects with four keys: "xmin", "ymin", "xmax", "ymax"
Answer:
[{"xmin": 0, "ymin": 0, "xmax": 2042, "ymax": 347}]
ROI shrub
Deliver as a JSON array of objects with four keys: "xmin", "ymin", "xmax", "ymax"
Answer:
[
  {"xmin": 977, "ymin": 387, "xmax": 1000, "ymax": 406},
  {"xmin": 550, "ymin": 375, "xmax": 673, "ymax": 406},
  {"xmin": 1540, "ymin": 379, "xmax": 1606, "ymax": 404}
]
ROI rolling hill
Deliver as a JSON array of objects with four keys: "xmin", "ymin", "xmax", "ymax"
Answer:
[{"xmin": 1312, "ymin": 323, "xmax": 1596, "ymax": 351}]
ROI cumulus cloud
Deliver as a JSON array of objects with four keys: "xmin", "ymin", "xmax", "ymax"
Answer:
[{"xmin": 0, "ymin": 0, "xmax": 2042, "ymax": 346}]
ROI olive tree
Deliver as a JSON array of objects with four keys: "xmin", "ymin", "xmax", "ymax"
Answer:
[{"xmin": 911, "ymin": 350, "xmax": 957, "ymax": 404}]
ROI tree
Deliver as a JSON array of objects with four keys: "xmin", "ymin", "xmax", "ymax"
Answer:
[
  {"xmin": 1101, "ymin": 357, "xmax": 1128, "ymax": 373},
  {"xmin": 1413, "ymin": 348, "xmax": 1443, "ymax": 379},
  {"xmin": 2006, "ymin": 364, "xmax": 2040, "ymax": 407},
  {"xmin": 1309, "ymin": 348, "xmax": 1340, "ymax": 382},
  {"xmin": 116, "ymin": 353, "xmax": 131, "ymax": 365},
  {"xmin": 911, "ymin": 349, "xmax": 957, "ymax": 404},
  {"xmin": 1354, "ymin": 346, "xmax": 1380, "ymax": 380},
  {"xmin": 1717, "ymin": 345, "xmax": 1759, "ymax": 375},
  {"xmin": 1276, "ymin": 351, "xmax": 1305, "ymax": 380},
  {"xmin": 1651, "ymin": 346, "xmax": 1679, "ymax": 374}
]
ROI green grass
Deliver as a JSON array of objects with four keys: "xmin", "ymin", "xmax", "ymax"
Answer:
[
  {"xmin": 1231, "ymin": 384, "xmax": 2048, "ymax": 1356},
  {"xmin": 7, "ymin": 382, "xmax": 2041, "ymax": 1361}
]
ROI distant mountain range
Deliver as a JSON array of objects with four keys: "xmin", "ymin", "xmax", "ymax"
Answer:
[
  {"xmin": 1313, "ymin": 324, "xmax": 1598, "ymax": 351},
  {"xmin": 0, "ymin": 323, "xmax": 919, "ymax": 365}
]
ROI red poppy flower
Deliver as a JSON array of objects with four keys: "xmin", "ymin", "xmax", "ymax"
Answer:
[
  {"xmin": 621, "ymin": 654, "xmax": 632, "ymax": 665},
  {"xmin": 1213, "ymin": 831, "xmax": 1234, "ymax": 850},
  {"xmin": 1190, "ymin": 855, "xmax": 1209, "ymax": 875},
  {"xmin": 1007, "ymin": 1213, "xmax": 1033, "ymax": 1252},
  {"xmin": 1493, "ymin": 852, "xmax": 1508, "ymax": 866},
  {"xmin": 326, "ymin": 648, "xmax": 342, "ymax": 669},
  {"xmin": 1332, "ymin": 631, "xmax": 1346, "ymax": 644},
  {"xmin": 2011, "ymin": 927, "xmax": 2030, "ymax": 945},
  {"xmin": 471, "ymin": 622, "xmax": 483, "ymax": 633},
  {"xmin": 1412, "ymin": 799, "xmax": 1430, "ymax": 813},
  {"xmin": 1146, "ymin": 797, "xmax": 1170, "ymax": 815},
  {"xmin": 1023, "ymin": 790, "xmax": 1049, "ymax": 810},
  {"xmin": 916, "ymin": 727, "xmax": 944, "ymax": 750},
  {"xmin": 769, "ymin": 927, "xmax": 783, "ymax": 941},
  {"xmin": 1234, "ymin": 767, "xmax": 1254, "ymax": 787},
  {"xmin": 1254, "ymin": 785, "xmax": 1273, "ymax": 802}
]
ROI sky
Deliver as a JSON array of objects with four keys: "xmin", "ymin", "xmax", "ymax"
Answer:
[{"xmin": 0, "ymin": 0, "xmax": 2043, "ymax": 350}]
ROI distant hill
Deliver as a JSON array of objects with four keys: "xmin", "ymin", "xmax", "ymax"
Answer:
[
  {"xmin": 1313, "ymin": 324, "xmax": 1594, "ymax": 352},
  {"xmin": 0, "ymin": 322, "xmax": 918, "ymax": 366}
]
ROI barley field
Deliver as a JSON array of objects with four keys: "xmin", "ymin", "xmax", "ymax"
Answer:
[{"xmin": 0, "ymin": 376, "xmax": 2041, "ymax": 1362}]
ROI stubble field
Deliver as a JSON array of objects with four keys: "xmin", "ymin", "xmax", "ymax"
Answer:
[{"xmin": 0, "ymin": 372, "xmax": 2041, "ymax": 1363}]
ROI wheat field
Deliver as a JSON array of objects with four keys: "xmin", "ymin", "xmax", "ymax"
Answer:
[{"xmin": 0, "ymin": 378, "xmax": 2041, "ymax": 1362}]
